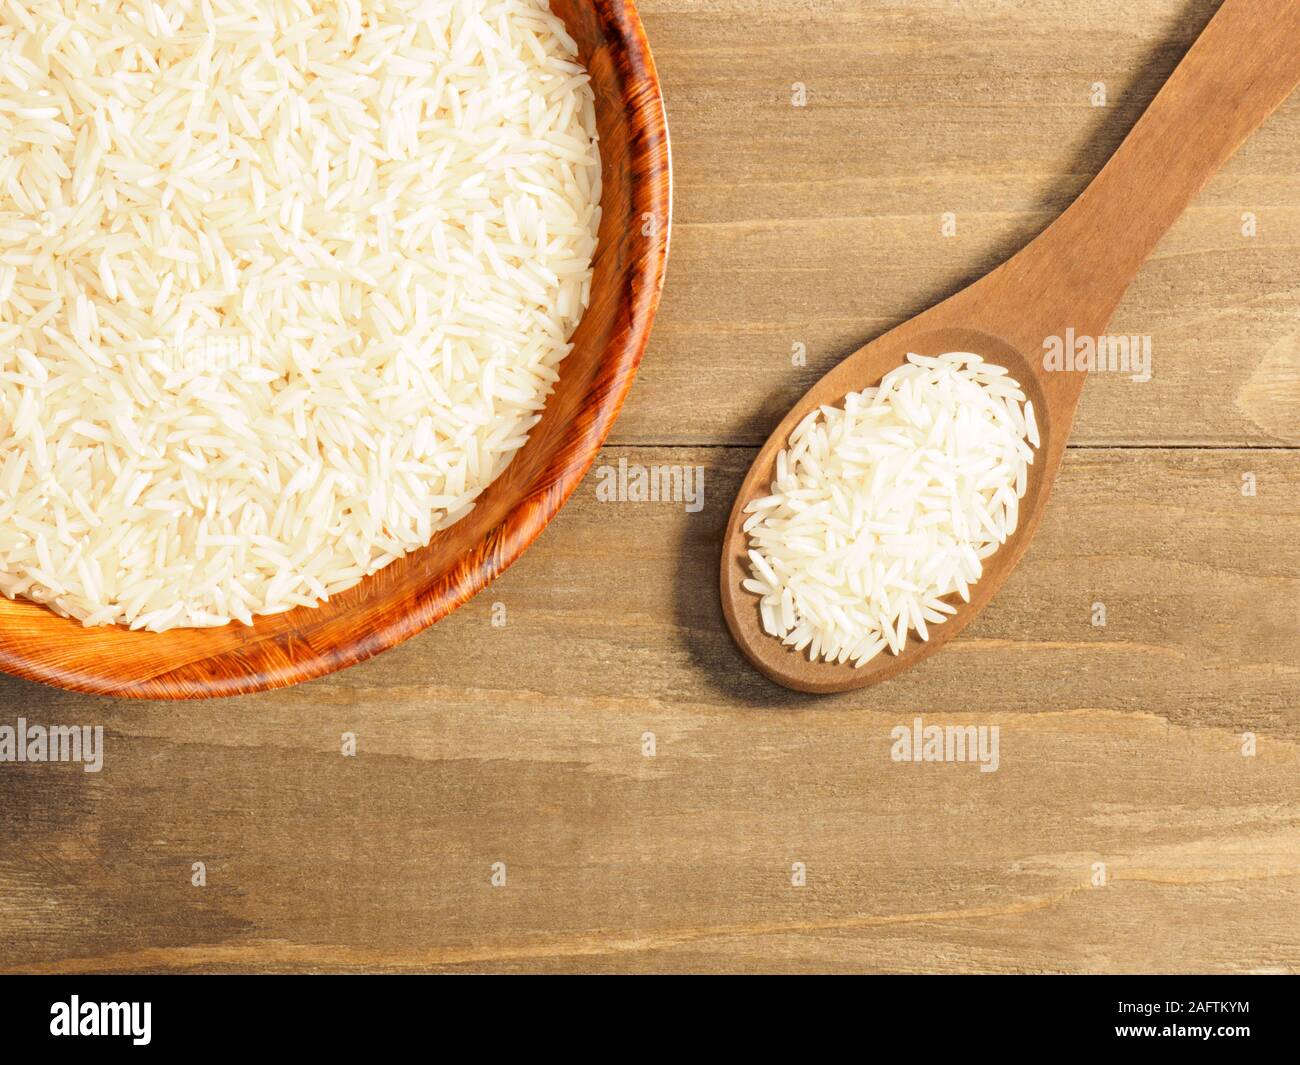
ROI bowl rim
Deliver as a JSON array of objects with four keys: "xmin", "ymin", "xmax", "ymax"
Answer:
[{"xmin": 0, "ymin": 0, "xmax": 672, "ymax": 699}]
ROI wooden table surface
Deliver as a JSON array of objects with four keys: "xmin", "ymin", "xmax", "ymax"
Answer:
[{"xmin": 3, "ymin": 0, "xmax": 1299, "ymax": 974}]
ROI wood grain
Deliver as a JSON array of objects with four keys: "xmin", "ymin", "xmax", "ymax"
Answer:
[
  {"xmin": 0, "ymin": 0, "xmax": 672, "ymax": 699},
  {"xmin": 621, "ymin": 0, "xmax": 1300, "ymax": 448},
  {"xmin": 1, "ymin": 445, "xmax": 1297, "ymax": 973},
  {"xmin": 1, "ymin": 0, "xmax": 1297, "ymax": 975}
]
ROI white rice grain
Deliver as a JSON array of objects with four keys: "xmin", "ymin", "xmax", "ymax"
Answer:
[
  {"xmin": 0, "ymin": 0, "xmax": 601, "ymax": 632},
  {"xmin": 744, "ymin": 353, "xmax": 1039, "ymax": 666}
]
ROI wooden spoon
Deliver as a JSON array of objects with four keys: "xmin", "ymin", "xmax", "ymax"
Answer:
[{"xmin": 720, "ymin": 0, "xmax": 1300, "ymax": 694}]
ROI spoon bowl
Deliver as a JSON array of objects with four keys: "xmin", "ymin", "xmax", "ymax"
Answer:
[
  {"xmin": 721, "ymin": 320, "xmax": 1071, "ymax": 694},
  {"xmin": 721, "ymin": 0, "xmax": 1300, "ymax": 692}
]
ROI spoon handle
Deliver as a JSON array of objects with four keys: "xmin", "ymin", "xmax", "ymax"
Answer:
[{"xmin": 1016, "ymin": 0, "xmax": 1300, "ymax": 326}]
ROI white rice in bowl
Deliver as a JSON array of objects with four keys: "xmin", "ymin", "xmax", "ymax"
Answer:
[{"xmin": 0, "ymin": 0, "xmax": 601, "ymax": 631}]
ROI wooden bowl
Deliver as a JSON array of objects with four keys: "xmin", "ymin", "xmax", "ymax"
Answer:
[{"xmin": 0, "ymin": 0, "xmax": 671, "ymax": 699}]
